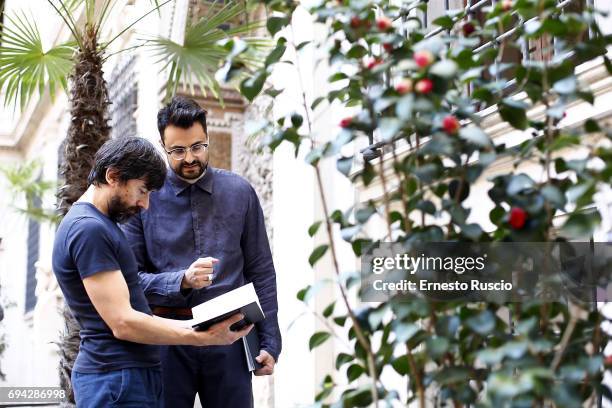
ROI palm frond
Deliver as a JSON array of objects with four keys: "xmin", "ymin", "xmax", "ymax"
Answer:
[
  {"xmin": 46, "ymin": 0, "xmax": 83, "ymax": 46},
  {"xmin": 146, "ymin": 0, "xmax": 268, "ymax": 99},
  {"xmin": 54, "ymin": 0, "xmax": 84, "ymax": 14},
  {"xmin": 0, "ymin": 13, "xmax": 76, "ymax": 109},
  {"xmin": 0, "ymin": 161, "xmax": 60, "ymax": 225},
  {"xmin": 101, "ymin": 0, "xmax": 171, "ymax": 50}
]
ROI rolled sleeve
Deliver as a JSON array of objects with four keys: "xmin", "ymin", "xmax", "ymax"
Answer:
[{"xmin": 137, "ymin": 268, "xmax": 188, "ymax": 305}]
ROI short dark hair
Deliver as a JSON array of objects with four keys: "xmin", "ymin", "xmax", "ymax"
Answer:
[
  {"xmin": 157, "ymin": 96, "xmax": 208, "ymax": 141},
  {"xmin": 87, "ymin": 136, "xmax": 167, "ymax": 190}
]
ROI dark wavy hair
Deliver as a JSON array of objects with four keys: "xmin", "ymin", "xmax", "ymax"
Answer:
[
  {"xmin": 87, "ymin": 136, "xmax": 167, "ymax": 190},
  {"xmin": 157, "ymin": 96, "xmax": 208, "ymax": 141}
]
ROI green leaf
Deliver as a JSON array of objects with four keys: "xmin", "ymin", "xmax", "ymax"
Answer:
[
  {"xmin": 541, "ymin": 185, "xmax": 567, "ymax": 209},
  {"xmin": 432, "ymin": 15, "xmax": 455, "ymax": 30},
  {"xmin": 577, "ymin": 90, "xmax": 594, "ymax": 104},
  {"xmin": 347, "ymin": 364, "xmax": 365, "ymax": 381},
  {"xmin": 309, "ymin": 244, "xmax": 329, "ymax": 266},
  {"xmin": 334, "ymin": 315, "xmax": 347, "ymax": 327},
  {"xmin": 417, "ymin": 200, "xmax": 436, "ymax": 215},
  {"xmin": 355, "ymin": 205, "xmax": 376, "ymax": 224},
  {"xmin": 459, "ymin": 126, "xmax": 492, "ymax": 147},
  {"xmin": 315, "ymin": 375, "xmax": 335, "ymax": 402},
  {"xmin": 525, "ymin": 18, "xmax": 542, "ymax": 35},
  {"xmin": 336, "ymin": 352, "xmax": 353, "ymax": 369},
  {"xmin": 311, "ymin": 96, "xmax": 326, "ymax": 110},
  {"xmin": 309, "ymin": 331, "xmax": 332, "ymax": 350},
  {"xmin": 322, "ymin": 301, "xmax": 336, "ymax": 318},
  {"xmin": 296, "ymin": 41, "xmax": 311, "ymax": 50},
  {"xmin": 265, "ymin": 39, "xmax": 287, "ymax": 66},
  {"xmin": 490, "ymin": 206, "xmax": 505, "ymax": 224},
  {"xmin": 507, "ymin": 174, "xmax": 535, "ymax": 195},
  {"xmin": 308, "ymin": 220, "xmax": 323, "ymax": 237},
  {"xmin": 337, "ymin": 156, "xmax": 353, "ymax": 176},
  {"xmin": 297, "ymin": 285, "xmax": 311, "ymax": 301},
  {"xmin": 435, "ymin": 367, "xmax": 472, "ymax": 385},
  {"xmin": 290, "ymin": 113, "xmax": 303, "ymax": 128},
  {"xmin": 343, "ymin": 387, "xmax": 373, "ymax": 407},
  {"xmin": 477, "ymin": 348, "xmax": 504, "ymax": 365},
  {"xmin": 346, "ymin": 44, "xmax": 368, "ymax": 59},
  {"xmin": 264, "ymin": 87, "xmax": 284, "ymax": 97},
  {"xmin": 329, "ymin": 72, "xmax": 348, "ymax": 82},
  {"xmin": 341, "ymin": 225, "xmax": 361, "ymax": 241},
  {"xmin": 305, "ymin": 147, "xmax": 323, "ymax": 166},
  {"xmin": 584, "ymin": 119, "xmax": 601, "ymax": 133},
  {"xmin": 267, "ymin": 16, "xmax": 289, "ymax": 36},
  {"xmin": 426, "ymin": 336, "xmax": 450, "ymax": 359},
  {"xmin": 461, "ymin": 67, "xmax": 485, "ymax": 82},
  {"xmin": 604, "ymin": 56, "xmax": 612, "ymax": 75},
  {"xmin": 394, "ymin": 323, "xmax": 420, "ymax": 343},
  {"xmin": 461, "ymin": 223, "xmax": 483, "ymax": 240},
  {"xmin": 415, "ymin": 36, "xmax": 445, "ymax": 54},
  {"xmin": 396, "ymin": 94, "xmax": 414, "ymax": 120},
  {"xmin": 240, "ymin": 71, "xmax": 267, "ymax": 101},
  {"xmin": 553, "ymin": 76, "xmax": 577, "ymax": 95},
  {"xmin": 378, "ymin": 118, "xmax": 401, "ymax": 141},
  {"xmin": 435, "ymin": 315, "xmax": 460, "ymax": 338},
  {"xmin": 549, "ymin": 134, "xmax": 580, "ymax": 152},
  {"xmin": 430, "ymin": 60, "xmax": 458, "ymax": 79},
  {"xmin": 561, "ymin": 211, "xmax": 601, "ymax": 239},
  {"xmin": 466, "ymin": 310, "xmax": 496, "ymax": 336},
  {"xmin": 367, "ymin": 306, "xmax": 387, "ymax": 329},
  {"xmin": 499, "ymin": 99, "xmax": 529, "ymax": 130},
  {"xmin": 502, "ymin": 341, "xmax": 528, "ymax": 359},
  {"xmin": 391, "ymin": 356, "xmax": 410, "ymax": 375}
]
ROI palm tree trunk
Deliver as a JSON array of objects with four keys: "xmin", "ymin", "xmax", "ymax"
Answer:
[
  {"xmin": 57, "ymin": 25, "xmax": 110, "ymax": 215},
  {"xmin": 57, "ymin": 307, "xmax": 81, "ymax": 407},
  {"xmin": 56, "ymin": 24, "xmax": 111, "ymax": 406}
]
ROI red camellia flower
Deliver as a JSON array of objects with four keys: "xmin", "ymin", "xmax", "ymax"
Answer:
[
  {"xmin": 350, "ymin": 16, "xmax": 362, "ymax": 28},
  {"xmin": 340, "ymin": 117, "xmax": 353, "ymax": 128},
  {"xmin": 376, "ymin": 16, "xmax": 393, "ymax": 31},
  {"xmin": 366, "ymin": 57, "xmax": 382, "ymax": 70},
  {"xmin": 383, "ymin": 43, "xmax": 394, "ymax": 52},
  {"xmin": 414, "ymin": 50, "xmax": 434, "ymax": 68},
  {"xmin": 509, "ymin": 207, "xmax": 528, "ymax": 229},
  {"xmin": 415, "ymin": 78, "xmax": 434, "ymax": 94},
  {"xmin": 395, "ymin": 79, "xmax": 413, "ymax": 95},
  {"xmin": 442, "ymin": 115, "xmax": 460, "ymax": 134},
  {"xmin": 462, "ymin": 22, "xmax": 476, "ymax": 36}
]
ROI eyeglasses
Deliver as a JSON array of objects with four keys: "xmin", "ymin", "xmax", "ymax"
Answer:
[{"xmin": 165, "ymin": 143, "xmax": 209, "ymax": 161}]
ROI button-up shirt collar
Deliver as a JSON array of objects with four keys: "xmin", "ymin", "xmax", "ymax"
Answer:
[{"xmin": 167, "ymin": 167, "xmax": 214, "ymax": 196}]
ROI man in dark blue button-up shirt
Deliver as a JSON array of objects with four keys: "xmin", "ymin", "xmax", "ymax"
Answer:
[{"xmin": 122, "ymin": 97, "xmax": 281, "ymax": 408}]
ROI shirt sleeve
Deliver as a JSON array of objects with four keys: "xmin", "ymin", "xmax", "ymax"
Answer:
[
  {"xmin": 241, "ymin": 185, "xmax": 282, "ymax": 361},
  {"xmin": 67, "ymin": 218, "xmax": 121, "ymax": 279},
  {"xmin": 121, "ymin": 211, "xmax": 189, "ymax": 306}
]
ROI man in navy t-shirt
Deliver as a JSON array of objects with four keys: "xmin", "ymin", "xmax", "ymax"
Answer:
[{"xmin": 52, "ymin": 137, "xmax": 252, "ymax": 407}]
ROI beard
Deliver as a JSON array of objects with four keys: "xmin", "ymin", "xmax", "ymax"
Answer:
[
  {"xmin": 107, "ymin": 195, "xmax": 140, "ymax": 223},
  {"xmin": 176, "ymin": 159, "xmax": 208, "ymax": 180}
]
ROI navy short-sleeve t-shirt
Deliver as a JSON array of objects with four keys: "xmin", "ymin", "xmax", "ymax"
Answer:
[{"xmin": 52, "ymin": 202, "xmax": 160, "ymax": 373}]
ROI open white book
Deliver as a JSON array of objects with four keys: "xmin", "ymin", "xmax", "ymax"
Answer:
[{"xmin": 173, "ymin": 283, "xmax": 265, "ymax": 331}]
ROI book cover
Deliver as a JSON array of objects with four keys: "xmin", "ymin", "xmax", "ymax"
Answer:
[
  {"xmin": 190, "ymin": 283, "xmax": 265, "ymax": 331},
  {"xmin": 242, "ymin": 328, "xmax": 263, "ymax": 372}
]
